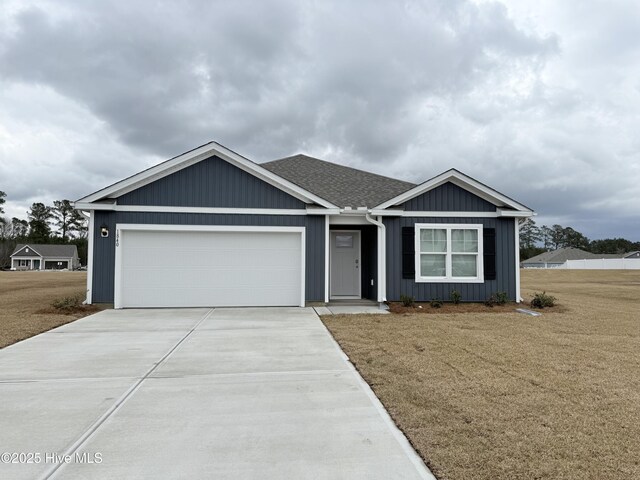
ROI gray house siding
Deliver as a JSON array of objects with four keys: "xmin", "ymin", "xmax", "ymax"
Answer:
[
  {"xmin": 384, "ymin": 216, "xmax": 516, "ymax": 302},
  {"xmin": 91, "ymin": 211, "xmax": 325, "ymax": 304},
  {"xmin": 400, "ymin": 182, "xmax": 495, "ymax": 212},
  {"xmin": 118, "ymin": 155, "xmax": 305, "ymax": 209}
]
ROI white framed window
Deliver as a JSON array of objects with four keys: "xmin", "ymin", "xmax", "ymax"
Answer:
[
  {"xmin": 18, "ymin": 259, "xmax": 30, "ymax": 267},
  {"xmin": 415, "ymin": 223, "xmax": 484, "ymax": 283}
]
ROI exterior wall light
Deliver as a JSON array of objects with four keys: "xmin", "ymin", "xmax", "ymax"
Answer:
[{"xmin": 100, "ymin": 225, "xmax": 109, "ymax": 238}]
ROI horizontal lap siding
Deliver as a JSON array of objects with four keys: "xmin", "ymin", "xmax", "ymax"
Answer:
[
  {"xmin": 384, "ymin": 217, "xmax": 515, "ymax": 302},
  {"xmin": 91, "ymin": 212, "xmax": 325, "ymax": 304},
  {"xmin": 117, "ymin": 155, "xmax": 304, "ymax": 209}
]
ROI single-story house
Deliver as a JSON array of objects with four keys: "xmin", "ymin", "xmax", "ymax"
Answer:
[
  {"xmin": 75, "ymin": 142, "xmax": 533, "ymax": 308},
  {"xmin": 522, "ymin": 247, "xmax": 640, "ymax": 268},
  {"xmin": 520, "ymin": 247, "xmax": 595, "ymax": 268},
  {"xmin": 10, "ymin": 244, "xmax": 80, "ymax": 271}
]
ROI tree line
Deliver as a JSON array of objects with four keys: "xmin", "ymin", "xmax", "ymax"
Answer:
[
  {"xmin": 0, "ymin": 191, "xmax": 88, "ymax": 268},
  {"xmin": 519, "ymin": 218, "xmax": 640, "ymax": 260}
]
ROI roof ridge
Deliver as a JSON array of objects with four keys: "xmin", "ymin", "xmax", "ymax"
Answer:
[{"xmin": 263, "ymin": 154, "xmax": 416, "ymax": 187}]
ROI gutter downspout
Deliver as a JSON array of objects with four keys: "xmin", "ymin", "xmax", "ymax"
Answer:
[
  {"xmin": 365, "ymin": 213, "xmax": 386, "ymax": 302},
  {"xmin": 77, "ymin": 208, "xmax": 93, "ymax": 305}
]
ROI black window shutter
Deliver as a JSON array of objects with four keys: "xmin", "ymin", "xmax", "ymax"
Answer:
[
  {"xmin": 402, "ymin": 227, "xmax": 415, "ymax": 279},
  {"xmin": 483, "ymin": 228, "xmax": 496, "ymax": 280}
]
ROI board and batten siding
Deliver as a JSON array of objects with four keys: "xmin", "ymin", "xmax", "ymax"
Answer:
[
  {"xmin": 91, "ymin": 213, "xmax": 325, "ymax": 304},
  {"xmin": 400, "ymin": 182, "xmax": 495, "ymax": 212},
  {"xmin": 117, "ymin": 155, "xmax": 305, "ymax": 209},
  {"xmin": 384, "ymin": 216, "xmax": 516, "ymax": 302}
]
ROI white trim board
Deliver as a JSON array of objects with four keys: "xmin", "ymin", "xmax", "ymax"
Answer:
[
  {"xmin": 370, "ymin": 210, "xmax": 501, "ymax": 218},
  {"xmin": 75, "ymin": 203, "xmax": 310, "ymax": 216},
  {"xmin": 113, "ymin": 224, "xmax": 306, "ymax": 309},
  {"xmin": 514, "ymin": 218, "xmax": 521, "ymax": 303},
  {"xmin": 324, "ymin": 215, "xmax": 330, "ymax": 303},
  {"xmin": 374, "ymin": 169, "xmax": 533, "ymax": 213},
  {"xmin": 86, "ymin": 212, "xmax": 94, "ymax": 304},
  {"xmin": 77, "ymin": 142, "xmax": 337, "ymax": 209}
]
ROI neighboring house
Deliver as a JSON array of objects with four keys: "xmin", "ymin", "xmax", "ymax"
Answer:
[
  {"xmin": 10, "ymin": 244, "xmax": 80, "ymax": 271},
  {"xmin": 75, "ymin": 142, "xmax": 533, "ymax": 308},
  {"xmin": 522, "ymin": 247, "xmax": 640, "ymax": 269},
  {"xmin": 520, "ymin": 247, "xmax": 596, "ymax": 268}
]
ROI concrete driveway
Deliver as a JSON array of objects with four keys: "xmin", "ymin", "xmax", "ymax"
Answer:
[{"xmin": 0, "ymin": 308, "xmax": 434, "ymax": 479}]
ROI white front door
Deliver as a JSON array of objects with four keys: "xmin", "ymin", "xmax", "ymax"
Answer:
[{"xmin": 330, "ymin": 230, "xmax": 361, "ymax": 298}]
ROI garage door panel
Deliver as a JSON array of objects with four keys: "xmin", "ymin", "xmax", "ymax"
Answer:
[{"xmin": 117, "ymin": 229, "xmax": 303, "ymax": 308}]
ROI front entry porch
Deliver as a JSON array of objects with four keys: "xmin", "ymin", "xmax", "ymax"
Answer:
[{"xmin": 329, "ymin": 224, "xmax": 378, "ymax": 302}]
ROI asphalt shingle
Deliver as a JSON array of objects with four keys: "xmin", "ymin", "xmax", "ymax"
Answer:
[
  {"xmin": 11, "ymin": 244, "xmax": 78, "ymax": 258},
  {"xmin": 262, "ymin": 154, "xmax": 415, "ymax": 208}
]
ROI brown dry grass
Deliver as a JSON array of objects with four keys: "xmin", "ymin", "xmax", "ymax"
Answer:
[
  {"xmin": 322, "ymin": 270, "xmax": 640, "ymax": 480},
  {"xmin": 0, "ymin": 271, "xmax": 103, "ymax": 348}
]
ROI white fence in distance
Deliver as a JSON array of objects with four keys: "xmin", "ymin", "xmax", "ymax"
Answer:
[{"xmin": 563, "ymin": 258, "xmax": 640, "ymax": 270}]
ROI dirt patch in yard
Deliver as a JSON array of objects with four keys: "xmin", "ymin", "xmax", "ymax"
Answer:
[
  {"xmin": 322, "ymin": 270, "xmax": 640, "ymax": 479},
  {"xmin": 0, "ymin": 271, "xmax": 105, "ymax": 348}
]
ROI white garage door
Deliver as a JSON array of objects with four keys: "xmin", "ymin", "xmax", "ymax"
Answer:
[{"xmin": 115, "ymin": 227, "xmax": 304, "ymax": 308}]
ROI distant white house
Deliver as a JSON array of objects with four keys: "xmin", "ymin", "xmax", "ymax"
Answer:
[
  {"xmin": 10, "ymin": 244, "xmax": 80, "ymax": 271},
  {"xmin": 521, "ymin": 248, "xmax": 640, "ymax": 270}
]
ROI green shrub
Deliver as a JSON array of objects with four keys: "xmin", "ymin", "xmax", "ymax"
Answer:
[
  {"xmin": 400, "ymin": 294, "xmax": 415, "ymax": 307},
  {"xmin": 450, "ymin": 290, "xmax": 462, "ymax": 305},
  {"xmin": 495, "ymin": 291, "xmax": 509, "ymax": 305},
  {"xmin": 531, "ymin": 291, "xmax": 556, "ymax": 308},
  {"xmin": 430, "ymin": 298, "xmax": 443, "ymax": 308},
  {"xmin": 485, "ymin": 294, "xmax": 497, "ymax": 307},
  {"xmin": 52, "ymin": 294, "xmax": 84, "ymax": 312}
]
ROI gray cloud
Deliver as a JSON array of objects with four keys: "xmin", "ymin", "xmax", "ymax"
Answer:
[{"xmin": 0, "ymin": 0, "xmax": 638, "ymax": 240}]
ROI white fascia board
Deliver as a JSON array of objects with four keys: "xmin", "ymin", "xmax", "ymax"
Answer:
[
  {"xmin": 370, "ymin": 210, "xmax": 500, "ymax": 218},
  {"xmin": 74, "ymin": 202, "xmax": 116, "ymax": 211},
  {"xmin": 77, "ymin": 142, "xmax": 338, "ymax": 209},
  {"xmin": 497, "ymin": 208, "xmax": 535, "ymax": 218},
  {"xmin": 373, "ymin": 169, "xmax": 532, "ymax": 213},
  {"xmin": 307, "ymin": 207, "xmax": 341, "ymax": 215},
  {"xmin": 76, "ymin": 203, "xmax": 323, "ymax": 216}
]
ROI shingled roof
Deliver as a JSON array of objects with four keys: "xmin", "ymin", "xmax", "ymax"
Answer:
[
  {"xmin": 521, "ymin": 247, "xmax": 596, "ymax": 264},
  {"xmin": 261, "ymin": 154, "xmax": 415, "ymax": 208},
  {"xmin": 11, "ymin": 244, "xmax": 78, "ymax": 258}
]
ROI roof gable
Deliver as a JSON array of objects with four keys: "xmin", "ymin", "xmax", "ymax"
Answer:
[
  {"xmin": 374, "ymin": 168, "xmax": 533, "ymax": 214},
  {"xmin": 399, "ymin": 181, "xmax": 496, "ymax": 212},
  {"xmin": 117, "ymin": 155, "xmax": 305, "ymax": 209},
  {"xmin": 11, "ymin": 244, "xmax": 42, "ymax": 257},
  {"xmin": 262, "ymin": 154, "xmax": 415, "ymax": 208},
  {"xmin": 76, "ymin": 142, "xmax": 338, "ymax": 209}
]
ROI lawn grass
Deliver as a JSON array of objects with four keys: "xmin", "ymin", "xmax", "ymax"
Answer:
[
  {"xmin": 0, "ymin": 271, "xmax": 101, "ymax": 348},
  {"xmin": 322, "ymin": 270, "xmax": 640, "ymax": 479}
]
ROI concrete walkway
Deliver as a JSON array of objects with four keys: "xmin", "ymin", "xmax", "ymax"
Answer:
[{"xmin": 0, "ymin": 308, "xmax": 433, "ymax": 479}]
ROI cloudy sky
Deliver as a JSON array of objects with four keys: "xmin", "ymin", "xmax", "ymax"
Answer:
[{"xmin": 1, "ymin": 0, "xmax": 638, "ymax": 240}]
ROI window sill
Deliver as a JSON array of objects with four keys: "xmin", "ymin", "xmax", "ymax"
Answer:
[{"xmin": 415, "ymin": 276, "xmax": 484, "ymax": 283}]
